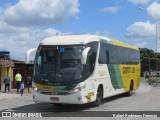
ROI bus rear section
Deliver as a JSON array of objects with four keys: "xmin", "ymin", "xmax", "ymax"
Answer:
[{"xmin": 98, "ymin": 38, "xmax": 140, "ymax": 97}]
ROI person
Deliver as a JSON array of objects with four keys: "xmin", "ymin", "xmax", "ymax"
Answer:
[
  {"xmin": 19, "ymin": 81, "xmax": 24, "ymax": 96},
  {"xmin": 15, "ymin": 71, "xmax": 22, "ymax": 94},
  {"xmin": 3, "ymin": 74, "xmax": 10, "ymax": 93},
  {"xmin": 26, "ymin": 75, "xmax": 32, "ymax": 93},
  {"xmin": 148, "ymin": 72, "xmax": 152, "ymax": 85},
  {"xmin": 145, "ymin": 71, "xmax": 149, "ymax": 79}
]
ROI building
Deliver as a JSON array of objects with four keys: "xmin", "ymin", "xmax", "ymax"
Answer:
[
  {"xmin": 0, "ymin": 51, "xmax": 14, "ymax": 91},
  {"xmin": 0, "ymin": 51, "xmax": 34, "ymax": 91},
  {"xmin": 12, "ymin": 60, "xmax": 34, "ymax": 88}
]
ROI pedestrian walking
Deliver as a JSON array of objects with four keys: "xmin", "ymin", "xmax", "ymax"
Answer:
[
  {"xmin": 26, "ymin": 75, "xmax": 32, "ymax": 93},
  {"xmin": 3, "ymin": 74, "xmax": 10, "ymax": 93},
  {"xmin": 15, "ymin": 71, "xmax": 22, "ymax": 94},
  {"xmin": 19, "ymin": 81, "xmax": 24, "ymax": 96}
]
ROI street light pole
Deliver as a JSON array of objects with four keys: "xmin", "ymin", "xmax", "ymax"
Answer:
[
  {"xmin": 155, "ymin": 24, "xmax": 158, "ymax": 77},
  {"xmin": 156, "ymin": 24, "xmax": 158, "ymax": 53},
  {"xmin": 139, "ymin": 7, "xmax": 159, "ymax": 77}
]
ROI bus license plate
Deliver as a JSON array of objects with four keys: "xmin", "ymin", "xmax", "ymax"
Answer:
[{"xmin": 50, "ymin": 97, "xmax": 59, "ymax": 101}]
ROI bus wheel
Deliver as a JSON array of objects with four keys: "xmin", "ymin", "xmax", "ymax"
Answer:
[
  {"xmin": 92, "ymin": 86, "xmax": 103, "ymax": 107},
  {"xmin": 126, "ymin": 81, "xmax": 134, "ymax": 96}
]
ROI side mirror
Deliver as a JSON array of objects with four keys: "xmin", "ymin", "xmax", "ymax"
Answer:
[
  {"xmin": 81, "ymin": 47, "xmax": 91, "ymax": 64},
  {"xmin": 25, "ymin": 48, "xmax": 37, "ymax": 64}
]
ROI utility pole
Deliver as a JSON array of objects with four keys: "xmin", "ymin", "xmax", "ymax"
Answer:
[
  {"xmin": 139, "ymin": 7, "xmax": 159, "ymax": 78},
  {"xmin": 155, "ymin": 25, "xmax": 158, "ymax": 78}
]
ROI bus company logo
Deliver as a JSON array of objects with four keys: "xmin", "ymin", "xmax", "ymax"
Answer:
[
  {"xmin": 2, "ymin": 112, "xmax": 12, "ymax": 117},
  {"xmin": 98, "ymin": 71, "xmax": 107, "ymax": 77}
]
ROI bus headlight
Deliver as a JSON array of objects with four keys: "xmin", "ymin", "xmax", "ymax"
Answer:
[
  {"xmin": 72, "ymin": 87, "xmax": 81, "ymax": 93},
  {"xmin": 69, "ymin": 84, "xmax": 86, "ymax": 94}
]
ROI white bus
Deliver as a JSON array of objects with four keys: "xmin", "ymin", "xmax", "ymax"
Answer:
[{"xmin": 31, "ymin": 35, "xmax": 140, "ymax": 106}]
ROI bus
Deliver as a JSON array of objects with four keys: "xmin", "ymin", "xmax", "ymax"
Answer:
[{"xmin": 31, "ymin": 35, "xmax": 140, "ymax": 106}]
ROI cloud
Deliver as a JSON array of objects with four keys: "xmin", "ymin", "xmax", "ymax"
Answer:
[
  {"xmin": 99, "ymin": 6, "xmax": 121, "ymax": 14},
  {"xmin": 125, "ymin": 21, "xmax": 156, "ymax": 39},
  {"xmin": 0, "ymin": 0, "xmax": 79, "ymax": 60},
  {"xmin": 95, "ymin": 31, "xmax": 110, "ymax": 37},
  {"xmin": 129, "ymin": 0, "xmax": 151, "ymax": 5},
  {"xmin": 147, "ymin": 2, "xmax": 160, "ymax": 21},
  {"xmin": 133, "ymin": 41, "xmax": 148, "ymax": 48},
  {"xmin": 0, "ymin": 21, "xmax": 28, "ymax": 33},
  {"xmin": 3, "ymin": 0, "xmax": 79, "ymax": 27},
  {"xmin": 0, "ymin": 28, "xmax": 63, "ymax": 60}
]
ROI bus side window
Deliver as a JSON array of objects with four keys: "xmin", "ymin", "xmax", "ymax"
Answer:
[
  {"xmin": 106, "ymin": 50, "xmax": 109, "ymax": 64},
  {"xmin": 98, "ymin": 50, "xmax": 109, "ymax": 64}
]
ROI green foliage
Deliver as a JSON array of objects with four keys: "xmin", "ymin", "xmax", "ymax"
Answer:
[{"xmin": 140, "ymin": 48, "xmax": 160, "ymax": 72}]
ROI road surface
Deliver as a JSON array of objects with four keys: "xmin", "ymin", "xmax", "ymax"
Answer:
[{"xmin": 0, "ymin": 80, "xmax": 160, "ymax": 119}]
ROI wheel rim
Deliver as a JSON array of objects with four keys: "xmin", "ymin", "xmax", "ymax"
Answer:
[{"xmin": 96, "ymin": 88, "xmax": 102, "ymax": 104}]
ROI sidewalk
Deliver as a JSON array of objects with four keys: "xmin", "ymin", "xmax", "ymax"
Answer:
[
  {"xmin": 0, "ymin": 92, "xmax": 20, "ymax": 100},
  {"xmin": 0, "ymin": 88, "xmax": 31, "ymax": 94}
]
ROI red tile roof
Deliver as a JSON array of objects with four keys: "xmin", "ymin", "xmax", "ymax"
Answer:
[{"xmin": 0, "ymin": 59, "xmax": 14, "ymax": 67}]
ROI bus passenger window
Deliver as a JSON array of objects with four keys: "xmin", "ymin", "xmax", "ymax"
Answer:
[{"xmin": 106, "ymin": 50, "xmax": 109, "ymax": 64}]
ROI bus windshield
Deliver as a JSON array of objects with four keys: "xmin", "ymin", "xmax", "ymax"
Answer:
[{"xmin": 34, "ymin": 45, "xmax": 84, "ymax": 85}]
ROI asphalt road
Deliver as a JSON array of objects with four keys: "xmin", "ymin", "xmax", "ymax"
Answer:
[{"xmin": 0, "ymin": 80, "xmax": 160, "ymax": 119}]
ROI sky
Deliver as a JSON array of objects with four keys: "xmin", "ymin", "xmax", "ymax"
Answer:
[{"xmin": 0, "ymin": 0, "xmax": 160, "ymax": 61}]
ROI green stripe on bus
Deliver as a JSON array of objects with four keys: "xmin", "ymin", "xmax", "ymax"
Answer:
[
  {"xmin": 108, "ymin": 64, "xmax": 119, "ymax": 89},
  {"xmin": 108, "ymin": 64, "xmax": 123, "ymax": 89},
  {"xmin": 113, "ymin": 65, "xmax": 124, "ymax": 88}
]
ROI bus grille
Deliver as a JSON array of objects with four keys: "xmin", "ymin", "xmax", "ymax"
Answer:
[{"xmin": 38, "ymin": 91, "xmax": 70, "ymax": 95}]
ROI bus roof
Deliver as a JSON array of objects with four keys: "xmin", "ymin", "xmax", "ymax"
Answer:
[
  {"xmin": 109, "ymin": 38, "xmax": 139, "ymax": 50},
  {"xmin": 41, "ymin": 35, "xmax": 102, "ymax": 45},
  {"xmin": 40, "ymin": 35, "xmax": 139, "ymax": 50}
]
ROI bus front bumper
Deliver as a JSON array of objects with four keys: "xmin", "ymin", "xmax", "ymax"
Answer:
[{"xmin": 32, "ymin": 90, "xmax": 91, "ymax": 104}]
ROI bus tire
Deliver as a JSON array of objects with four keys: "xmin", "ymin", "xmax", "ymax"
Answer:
[
  {"xmin": 92, "ymin": 86, "xmax": 103, "ymax": 107},
  {"xmin": 126, "ymin": 81, "xmax": 134, "ymax": 96}
]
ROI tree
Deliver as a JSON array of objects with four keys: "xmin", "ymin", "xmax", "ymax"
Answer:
[{"xmin": 140, "ymin": 48, "xmax": 160, "ymax": 73}]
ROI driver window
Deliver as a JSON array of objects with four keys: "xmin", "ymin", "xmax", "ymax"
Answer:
[{"xmin": 45, "ymin": 51, "xmax": 55, "ymax": 64}]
